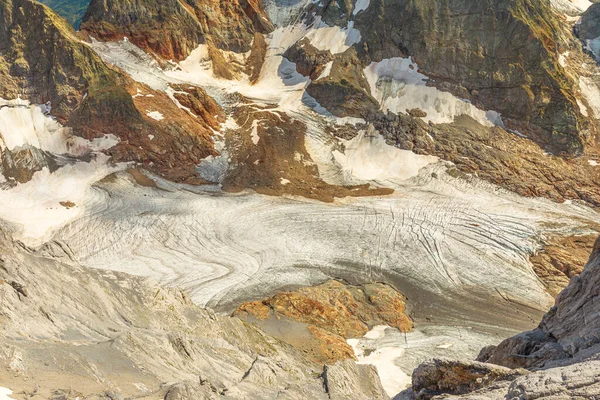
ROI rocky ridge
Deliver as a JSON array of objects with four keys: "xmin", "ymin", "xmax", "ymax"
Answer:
[
  {"xmin": 0, "ymin": 224, "xmax": 388, "ymax": 399},
  {"xmin": 81, "ymin": 0, "xmax": 273, "ymax": 61},
  {"xmin": 0, "ymin": 0, "xmax": 224, "ymax": 184},
  {"xmin": 408, "ymin": 234, "xmax": 600, "ymax": 399}
]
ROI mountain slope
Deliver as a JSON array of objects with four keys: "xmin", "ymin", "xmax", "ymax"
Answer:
[
  {"xmin": 0, "ymin": 0, "xmax": 220, "ymax": 184},
  {"xmin": 81, "ymin": 0, "xmax": 274, "ymax": 61},
  {"xmin": 310, "ymin": 0, "xmax": 592, "ymax": 154}
]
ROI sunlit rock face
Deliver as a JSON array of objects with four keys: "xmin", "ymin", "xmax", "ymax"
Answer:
[
  {"xmin": 2, "ymin": 0, "xmax": 600, "ymax": 398},
  {"xmin": 81, "ymin": 0, "xmax": 274, "ymax": 61}
]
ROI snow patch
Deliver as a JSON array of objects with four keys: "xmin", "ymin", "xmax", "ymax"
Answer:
[
  {"xmin": 363, "ymin": 58, "xmax": 502, "ymax": 126},
  {"xmin": 305, "ymin": 18, "xmax": 361, "ymax": 54},
  {"xmin": 332, "ymin": 128, "xmax": 438, "ymax": 184},
  {"xmin": 551, "ymin": 0, "xmax": 592, "ymax": 14},
  {"xmin": 579, "ymin": 76, "xmax": 600, "ymax": 118},
  {"xmin": 353, "ymin": 0, "xmax": 371, "ymax": 15},
  {"xmin": 146, "ymin": 111, "xmax": 164, "ymax": 121},
  {"xmin": 0, "ymin": 388, "xmax": 14, "ymax": 400},
  {"xmin": 0, "ymin": 155, "xmax": 123, "ymax": 246},
  {"xmin": 315, "ymin": 61, "xmax": 333, "ymax": 81},
  {"xmin": 251, "ymin": 120, "xmax": 261, "ymax": 144},
  {"xmin": 348, "ymin": 326, "xmax": 410, "ymax": 396}
]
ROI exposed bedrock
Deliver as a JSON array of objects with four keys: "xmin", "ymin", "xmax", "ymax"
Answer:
[
  {"xmin": 479, "ymin": 235, "xmax": 600, "ymax": 370},
  {"xmin": 81, "ymin": 0, "xmax": 274, "ymax": 61},
  {"xmin": 316, "ymin": 0, "xmax": 593, "ymax": 154},
  {"xmin": 0, "ymin": 0, "xmax": 223, "ymax": 183},
  {"xmin": 234, "ymin": 280, "xmax": 412, "ymax": 363},
  {"xmin": 409, "ymin": 234, "xmax": 600, "ymax": 399}
]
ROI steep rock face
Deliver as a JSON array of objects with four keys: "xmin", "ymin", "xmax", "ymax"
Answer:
[
  {"xmin": 579, "ymin": 3, "xmax": 600, "ymax": 59},
  {"xmin": 480, "ymin": 235, "xmax": 600, "ymax": 369},
  {"xmin": 0, "ymin": 0, "xmax": 119, "ymax": 122},
  {"xmin": 81, "ymin": 0, "xmax": 274, "ymax": 61},
  {"xmin": 319, "ymin": 0, "xmax": 589, "ymax": 154},
  {"xmin": 0, "ymin": 225, "xmax": 388, "ymax": 399},
  {"xmin": 0, "ymin": 0, "xmax": 220, "ymax": 183},
  {"xmin": 409, "ymin": 235, "xmax": 600, "ymax": 399}
]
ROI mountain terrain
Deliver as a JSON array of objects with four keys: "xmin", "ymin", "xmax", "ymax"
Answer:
[{"xmin": 1, "ymin": 0, "xmax": 600, "ymax": 398}]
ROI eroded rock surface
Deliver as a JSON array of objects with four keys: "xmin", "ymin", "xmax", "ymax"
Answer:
[
  {"xmin": 81, "ymin": 0, "xmax": 273, "ymax": 61},
  {"xmin": 234, "ymin": 279, "xmax": 412, "ymax": 363},
  {"xmin": 0, "ymin": 226, "xmax": 387, "ymax": 399}
]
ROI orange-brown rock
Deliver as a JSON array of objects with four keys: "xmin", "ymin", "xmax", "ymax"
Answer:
[
  {"xmin": 246, "ymin": 32, "xmax": 267, "ymax": 83},
  {"xmin": 234, "ymin": 280, "xmax": 412, "ymax": 363},
  {"xmin": 81, "ymin": 0, "xmax": 273, "ymax": 61},
  {"xmin": 308, "ymin": 325, "xmax": 356, "ymax": 364},
  {"xmin": 223, "ymin": 104, "xmax": 394, "ymax": 202},
  {"xmin": 530, "ymin": 234, "xmax": 597, "ymax": 296},
  {"xmin": 170, "ymin": 84, "xmax": 225, "ymax": 130},
  {"xmin": 70, "ymin": 80, "xmax": 219, "ymax": 185}
]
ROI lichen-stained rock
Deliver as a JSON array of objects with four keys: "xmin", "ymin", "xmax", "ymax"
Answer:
[
  {"xmin": 81, "ymin": 0, "xmax": 274, "ymax": 61},
  {"xmin": 411, "ymin": 358, "xmax": 528, "ymax": 400},
  {"xmin": 234, "ymin": 279, "xmax": 412, "ymax": 363}
]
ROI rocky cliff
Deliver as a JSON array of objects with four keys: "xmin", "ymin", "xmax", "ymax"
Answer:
[
  {"xmin": 307, "ymin": 0, "xmax": 593, "ymax": 155},
  {"xmin": 81, "ymin": 0, "xmax": 273, "ymax": 61},
  {"xmin": 0, "ymin": 0, "xmax": 220, "ymax": 184},
  {"xmin": 408, "ymin": 234, "xmax": 600, "ymax": 399}
]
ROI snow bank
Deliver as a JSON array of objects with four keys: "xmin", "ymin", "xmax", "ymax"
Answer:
[
  {"xmin": 0, "ymin": 97, "xmax": 124, "ymax": 245},
  {"xmin": 0, "ymin": 155, "xmax": 123, "ymax": 245},
  {"xmin": 364, "ymin": 58, "xmax": 502, "ymax": 126},
  {"xmin": 0, "ymin": 98, "xmax": 73, "ymax": 154},
  {"xmin": 0, "ymin": 97, "xmax": 119, "ymax": 157},
  {"xmin": 332, "ymin": 128, "xmax": 438, "ymax": 184},
  {"xmin": 551, "ymin": 0, "xmax": 592, "ymax": 14},
  {"xmin": 0, "ymin": 388, "xmax": 14, "ymax": 400},
  {"xmin": 348, "ymin": 326, "xmax": 411, "ymax": 396},
  {"xmin": 146, "ymin": 110, "xmax": 164, "ymax": 121},
  {"xmin": 579, "ymin": 76, "xmax": 600, "ymax": 118},
  {"xmin": 306, "ymin": 18, "xmax": 361, "ymax": 54}
]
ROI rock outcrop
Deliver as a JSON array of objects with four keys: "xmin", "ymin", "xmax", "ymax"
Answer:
[
  {"xmin": 0, "ymin": 225, "xmax": 388, "ymax": 399},
  {"xmin": 479, "ymin": 235, "xmax": 600, "ymax": 369},
  {"xmin": 411, "ymin": 358, "xmax": 528, "ymax": 400},
  {"xmin": 409, "ymin": 234, "xmax": 600, "ymax": 399},
  {"xmin": 341, "ymin": 0, "xmax": 591, "ymax": 154},
  {"xmin": 234, "ymin": 279, "xmax": 412, "ymax": 363},
  {"xmin": 81, "ymin": 0, "xmax": 273, "ymax": 61}
]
